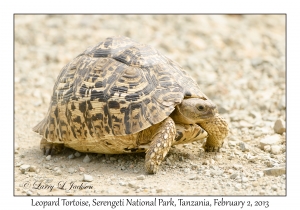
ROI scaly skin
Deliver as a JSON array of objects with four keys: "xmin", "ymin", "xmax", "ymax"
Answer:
[
  {"xmin": 144, "ymin": 117, "xmax": 176, "ymax": 174},
  {"xmin": 199, "ymin": 113, "xmax": 229, "ymax": 152}
]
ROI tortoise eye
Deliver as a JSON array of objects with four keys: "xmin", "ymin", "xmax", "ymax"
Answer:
[{"xmin": 198, "ymin": 105, "xmax": 204, "ymax": 110}]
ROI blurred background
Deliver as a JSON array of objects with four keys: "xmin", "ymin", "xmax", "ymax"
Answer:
[{"xmin": 14, "ymin": 15, "xmax": 285, "ymax": 142}]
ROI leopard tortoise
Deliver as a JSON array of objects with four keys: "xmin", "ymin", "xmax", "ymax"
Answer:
[{"xmin": 33, "ymin": 36, "xmax": 229, "ymax": 174}]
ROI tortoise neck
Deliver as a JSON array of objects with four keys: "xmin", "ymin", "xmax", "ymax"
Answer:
[{"xmin": 170, "ymin": 106, "xmax": 194, "ymax": 124}]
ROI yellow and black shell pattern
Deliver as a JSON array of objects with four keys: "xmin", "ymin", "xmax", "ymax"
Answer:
[{"xmin": 33, "ymin": 36, "xmax": 206, "ymax": 143}]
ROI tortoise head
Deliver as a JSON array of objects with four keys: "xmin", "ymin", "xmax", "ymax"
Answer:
[{"xmin": 171, "ymin": 98, "xmax": 217, "ymax": 124}]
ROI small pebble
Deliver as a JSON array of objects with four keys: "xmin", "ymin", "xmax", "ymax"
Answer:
[
  {"xmin": 211, "ymin": 170, "xmax": 223, "ymax": 176},
  {"xmin": 54, "ymin": 169, "xmax": 62, "ymax": 176},
  {"xmin": 252, "ymin": 181, "xmax": 259, "ymax": 187},
  {"xmin": 257, "ymin": 172, "xmax": 264, "ymax": 178},
  {"xmin": 156, "ymin": 188, "xmax": 163, "ymax": 193},
  {"xmin": 239, "ymin": 142, "xmax": 250, "ymax": 152},
  {"xmin": 68, "ymin": 168, "xmax": 75, "ymax": 173},
  {"xmin": 263, "ymin": 145, "xmax": 271, "ymax": 152},
  {"xmin": 165, "ymin": 158, "xmax": 171, "ymax": 165},
  {"xmin": 228, "ymin": 136, "xmax": 239, "ymax": 141},
  {"xmin": 246, "ymin": 154, "xmax": 257, "ymax": 162},
  {"xmin": 107, "ymin": 188, "xmax": 117, "ymax": 194},
  {"xmin": 239, "ymin": 121, "xmax": 253, "ymax": 128},
  {"xmin": 184, "ymin": 168, "xmax": 190, "ymax": 173},
  {"xmin": 29, "ymin": 165, "xmax": 37, "ymax": 172},
  {"xmin": 241, "ymin": 177, "xmax": 248, "ymax": 182},
  {"xmin": 190, "ymin": 164, "xmax": 199, "ymax": 170},
  {"xmin": 274, "ymin": 119, "xmax": 286, "ymax": 134},
  {"xmin": 254, "ymin": 132, "xmax": 262, "ymax": 138},
  {"xmin": 110, "ymin": 157, "xmax": 117, "ymax": 161},
  {"xmin": 228, "ymin": 153, "xmax": 235, "ymax": 160},
  {"xmin": 202, "ymin": 160, "xmax": 209, "ymax": 165},
  {"xmin": 259, "ymin": 190, "xmax": 266, "ymax": 195},
  {"xmin": 83, "ymin": 155, "xmax": 91, "ymax": 163},
  {"xmin": 74, "ymin": 151, "xmax": 81, "ymax": 157},
  {"xmin": 215, "ymin": 154, "xmax": 222, "ymax": 160},
  {"xmin": 83, "ymin": 174, "xmax": 93, "ymax": 182},
  {"xmin": 119, "ymin": 181, "xmax": 127, "ymax": 186},
  {"xmin": 45, "ymin": 155, "xmax": 51, "ymax": 161},
  {"xmin": 65, "ymin": 190, "xmax": 74, "ymax": 196},
  {"xmin": 128, "ymin": 181, "xmax": 137, "ymax": 188},
  {"xmin": 68, "ymin": 154, "xmax": 75, "ymax": 159},
  {"xmin": 189, "ymin": 175, "xmax": 200, "ymax": 180},
  {"xmin": 136, "ymin": 175, "xmax": 145, "ymax": 180},
  {"xmin": 263, "ymin": 167, "xmax": 286, "ymax": 176},
  {"xmin": 251, "ymin": 58, "xmax": 263, "ymax": 66},
  {"xmin": 230, "ymin": 173, "xmax": 238, "ymax": 179},
  {"xmin": 242, "ymin": 136, "xmax": 252, "ymax": 142},
  {"xmin": 260, "ymin": 135, "xmax": 281, "ymax": 149},
  {"xmin": 20, "ymin": 164, "xmax": 30, "ymax": 174},
  {"xmin": 15, "ymin": 143, "xmax": 20, "ymax": 154},
  {"xmin": 271, "ymin": 145, "xmax": 281, "ymax": 155},
  {"xmin": 228, "ymin": 141, "xmax": 236, "ymax": 147},
  {"xmin": 233, "ymin": 164, "xmax": 243, "ymax": 170},
  {"xmin": 271, "ymin": 185, "xmax": 278, "ymax": 191},
  {"xmin": 123, "ymin": 189, "xmax": 129, "ymax": 193},
  {"xmin": 15, "ymin": 161, "xmax": 23, "ymax": 167},
  {"xmin": 26, "ymin": 190, "xmax": 33, "ymax": 196},
  {"xmin": 234, "ymin": 184, "xmax": 241, "ymax": 191},
  {"xmin": 15, "ymin": 143, "xmax": 20, "ymax": 150},
  {"xmin": 249, "ymin": 111, "xmax": 262, "ymax": 119}
]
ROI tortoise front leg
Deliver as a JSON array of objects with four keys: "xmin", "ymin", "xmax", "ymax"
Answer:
[
  {"xmin": 200, "ymin": 114, "xmax": 229, "ymax": 152},
  {"xmin": 40, "ymin": 138, "xmax": 64, "ymax": 156},
  {"xmin": 145, "ymin": 117, "xmax": 176, "ymax": 174}
]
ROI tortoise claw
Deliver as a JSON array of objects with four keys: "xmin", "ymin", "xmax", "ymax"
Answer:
[
  {"xmin": 50, "ymin": 147, "xmax": 57, "ymax": 156},
  {"xmin": 45, "ymin": 147, "xmax": 51, "ymax": 156},
  {"xmin": 40, "ymin": 138, "xmax": 64, "ymax": 156},
  {"xmin": 204, "ymin": 145, "xmax": 220, "ymax": 152},
  {"xmin": 203, "ymin": 140, "xmax": 224, "ymax": 152}
]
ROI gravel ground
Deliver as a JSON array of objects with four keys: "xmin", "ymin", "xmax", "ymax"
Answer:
[{"xmin": 14, "ymin": 15, "xmax": 286, "ymax": 196}]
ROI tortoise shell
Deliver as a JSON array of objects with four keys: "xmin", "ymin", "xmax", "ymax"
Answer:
[{"xmin": 33, "ymin": 36, "xmax": 208, "ymax": 143}]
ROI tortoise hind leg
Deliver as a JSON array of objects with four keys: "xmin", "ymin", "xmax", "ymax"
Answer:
[
  {"xmin": 145, "ymin": 117, "xmax": 176, "ymax": 174},
  {"xmin": 40, "ymin": 138, "xmax": 64, "ymax": 156}
]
